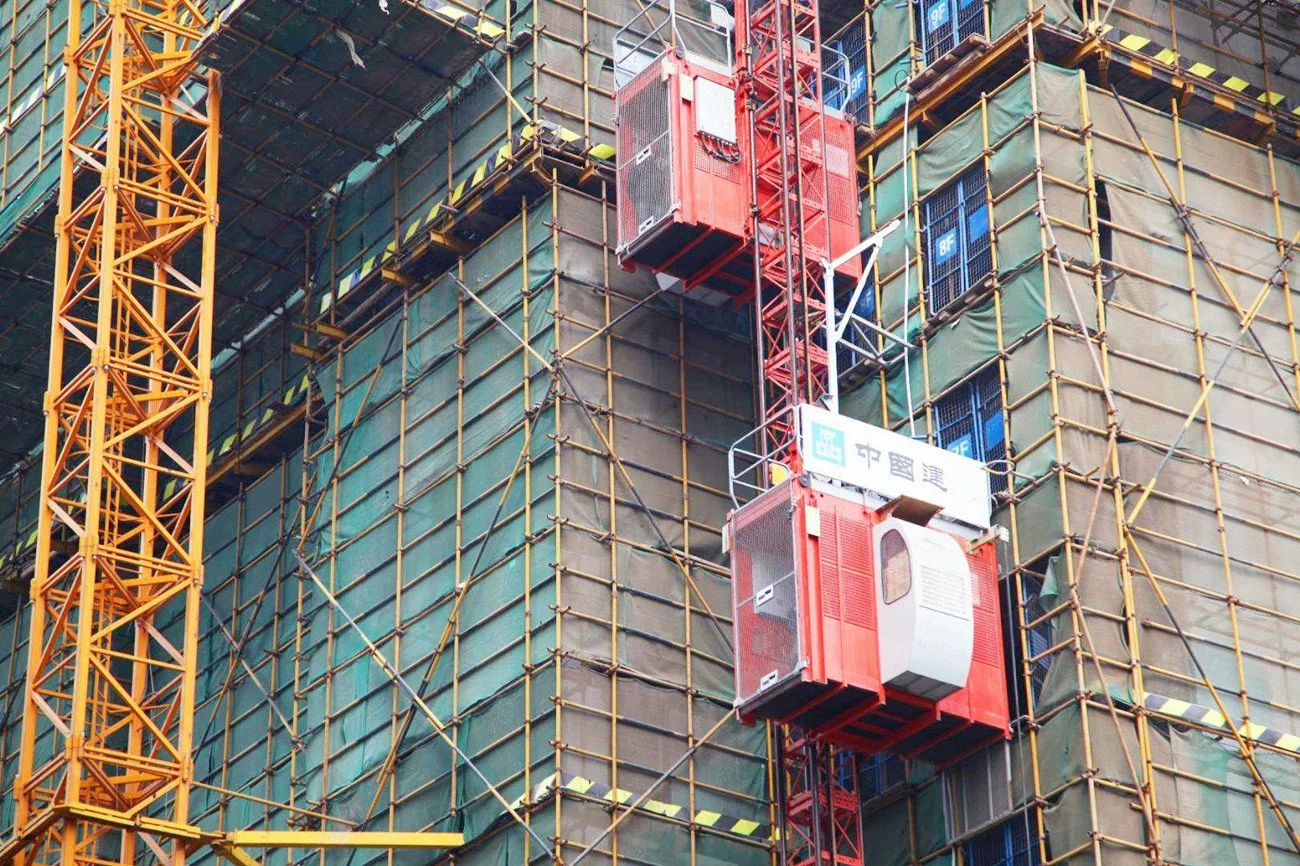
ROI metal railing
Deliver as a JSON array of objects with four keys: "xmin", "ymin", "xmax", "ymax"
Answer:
[
  {"xmin": 822, "ymin": 42, "xmax": 851, "ymax": 114},
  {"xmin": 727, "ymin": 405, "xmax": 798, "ymax": 507},
  {"xmin": 614, "ymin": 0, "xmax": 734, "ymax": 88}
]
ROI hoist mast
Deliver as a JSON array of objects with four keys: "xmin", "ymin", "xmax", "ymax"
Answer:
[
  {"xmin": 740, "ymin": 0, "xmax": 835, "ymax": 460},
  {"xmin": 735, "ymin": 0, "xmax": 866, "ymax": 862},
  {"xmin": 612, "ymin": 0, "xmax": 1010, "ymax": 861}
]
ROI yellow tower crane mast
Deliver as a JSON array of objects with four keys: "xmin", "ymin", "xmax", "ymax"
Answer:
[
  {"xmin": 0, "ymin": 0, "xmax": 466, "ymax": 862},
  {"xmin": 5, "ymin": 0, "xmax": 220, "ymax": 862}
]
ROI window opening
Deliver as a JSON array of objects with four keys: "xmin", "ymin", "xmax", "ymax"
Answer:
[
  {"xmin": 963, "ymin": 817, "xmax": 1042, "ymax": 866},
  {"xmin": 1011, "ymin": 569, "xmax": 1054, "ymax": 712},
  {"xmin": 881, "ymin": 529, "xmax": 911, "ymax": 604},
  {"xmin": 859, "ymin": 751, "xmax": 907, "ymax": 802}
]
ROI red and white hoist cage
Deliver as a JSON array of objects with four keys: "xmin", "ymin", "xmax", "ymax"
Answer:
[{"xmin": 730, "ymin": 477, "xmax": 1009, "ymax": 767}]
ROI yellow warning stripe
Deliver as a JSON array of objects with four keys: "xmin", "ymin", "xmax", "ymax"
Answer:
[
  {"xmin": 1096, "ymin": 23, "xmax": 1295, "ymax": 119},
  {"xmin": 0, "ymin": 66, "xmax": 64, "ymax": 137},
  {"xmin": 0, "ymin": 372, "xmax": 314, "ymax": 573},
  {"xmin": 1141, "ymin": 691, "xmax": 1300, "ymax": 755},
  {"xmin": 324, "ymin": 123, "xmax": 616, "ymax": 314},
  {"xmin": 423, "ymin": 3, "xmax": 506, "ymax": 43},
  {"xmin": 505, "ymin": 772, "xmax": 777, "ymax": 843}
]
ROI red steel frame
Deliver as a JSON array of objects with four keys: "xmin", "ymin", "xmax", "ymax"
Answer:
[
  {"xmin": 735, "ymin": 0, "xmax": 863, "ymax": 861},
  {"xmin": 740, "ymin": 0, "xmax": 835, "ymax": 462}
]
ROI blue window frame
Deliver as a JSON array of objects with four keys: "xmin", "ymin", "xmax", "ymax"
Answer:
[
  {"xmin": 1016, "ymin": 571, "xmax": 1054, "ymax": 707},
  {"xmin": 933, "ymin": 367, "xmax": 1006, "ymax": 493},
  {"xmin": 857, "ymin": 751, "xmax": 906, "ymax": 801},
  {"xmin": 918, "ymin": 0, "xmax": 986, "ymax": 67},
  {"xmin": 924, "ymin": 163, "xmax": 992, "ymax": 315},
  {"xmin": 964, "ymin": 818, "xmax": 1042, "ymax": 866}
]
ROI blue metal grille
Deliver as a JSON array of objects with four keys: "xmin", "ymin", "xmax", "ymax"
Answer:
[
  {"xmin": 964, "ymin": 819, "xmax": 1042, "ymax": 866},
  {"xmin": 975, "ymin": 366, "xmax": 1005, "ymax": 489},
  {"xmin": 834, "ymin": 273, "xmax": 877, "ymax": 380},
  {"xmin": 1018, "ymin": 572, "xmax": 1054, "ymax": 705},
  {"xmin": 924, "ymin": 163, "xmax": 992, "ymax": 315},
  {"xmin": 918, "ymin": 0, "xmax": 987, "ymax": 66},
  {"xmin": 933, "ymin": 367, "xmax": 1006, "ymax": 493},
  {"xmin": 826, "ymin": 24, "xmax": 868, "ymax": 120}
]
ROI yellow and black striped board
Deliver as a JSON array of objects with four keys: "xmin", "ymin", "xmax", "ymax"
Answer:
[
  {"xmin": 326, "ymin": 123, "xmax": 617, "ymax": 314},
  {"xmin": 1142, "ymin": 691, "xmax": 1300, "ymax": 755},
  {"xmin": 1096, "ymin": 24, "xmax": 1295, "ymax": 119},
  {"xmin": 421, "ymin": 0, "xmax": 507, "ymax": 41},
  {"xmin": 507, "ymin": 771, "xmax": 779, "ymax": 844}
]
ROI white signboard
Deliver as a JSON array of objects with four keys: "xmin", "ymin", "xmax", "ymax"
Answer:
[{"xmin": 796, "ymin": 404, "xmax": 991, "ymax": 529}]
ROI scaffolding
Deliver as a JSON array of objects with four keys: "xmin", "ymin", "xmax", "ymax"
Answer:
[
  {"xmin": 0, "ymin": 186, "xmax": 775, "ymax": 865},
  {"xmin": 0, "ymin": 0, "xmax": 1294, "ymax": 858},
  {"xmin": 843, "ymin": 42, "xmax": 1300, "ymax": 866}
]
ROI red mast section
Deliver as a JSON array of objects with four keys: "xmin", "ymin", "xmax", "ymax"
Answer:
[{"xmin": 735, "ymin": 0, "xmax": 865, "ymax": 862}]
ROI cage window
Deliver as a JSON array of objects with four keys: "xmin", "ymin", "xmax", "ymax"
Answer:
[{"xmin": 880, "ymin": 529, "xmax": 912, "ymax": 604}]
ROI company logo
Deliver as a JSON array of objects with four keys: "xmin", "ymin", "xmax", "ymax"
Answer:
[{"xmin": 811, "ymin": 422, "xmax": 846, "ymax": 466}]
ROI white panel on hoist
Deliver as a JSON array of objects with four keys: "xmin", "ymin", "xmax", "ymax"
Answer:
[
  {"xmin": 874, "ymin": 516, "xmax": 975, "ymax": 701},
  {"xmin": 694, "ymin": 77, "xmax": 737, "ymax": 143}
]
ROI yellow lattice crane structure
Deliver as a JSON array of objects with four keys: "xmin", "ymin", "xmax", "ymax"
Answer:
[
  {"xmin": 6, "ymin": 0, "xmax": 220, "ymax": 861},
  {"xmin": 0, "ymin": 1, "xmax": 463, "ymax": 865}
]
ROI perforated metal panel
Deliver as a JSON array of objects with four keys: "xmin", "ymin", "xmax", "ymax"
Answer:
[
  {"xmin": 616, "ymin": 63, "xmax": 675, "ymax": 254},
  {"xmin": 967, "ymin": 551, "xmax": 999, "ymax": 665},
  {"xmin": 819, "ymin": 510, "xmax": 842, "ymax": 619},
  {"xmin": 818, "ymin": 504, "xmax": 877, "ymax": 631},
  {"xmin": 732, "ymin": 483, "xmax": 803, "ymax": 707},
  {"xmin": 840, "ymin": 517, "xmax": 875, "ymax": 628},
  {"xmin": 825, "ymin": 140, "xmax": 857, "ymax": 225}
]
